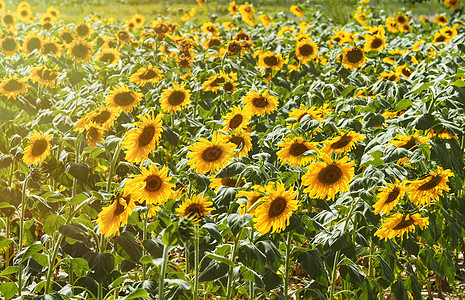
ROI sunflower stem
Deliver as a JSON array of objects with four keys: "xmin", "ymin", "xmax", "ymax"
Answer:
[
  {"xmin": 368, "ymin": 237, "xmax": 374, "ymax": 279},
  {"xmin": 225, "ymin": 229, "xmax": 242, "ymax": 300},
  {"xmin": 193, "ymin": 223, "xmax": 200, "ymax": 300},
  {"xmin": 142, "ymin": 205, "xmax": 149, "ymax": 281},
  {"xmin": 158, "ymin": 241, "xmax": 169, "ymax": 300},
  {"xmin": 248, "ymin": 228, "xmax": 254, "ymax": 299},
  {"xmin": 283, "ymin": 231, "xmax": 293, "ymax": 298},
  {"xmin": 107, "ymin": 140, "xmax": 122, "ymax": 192},
  {"xmin": 17, "ymin": 174, "xmax": 30, "ymax": 296}
]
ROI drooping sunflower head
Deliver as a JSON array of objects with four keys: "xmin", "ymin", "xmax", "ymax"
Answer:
[
  {"xmin": 406, "ymin": 167, "xmax": 454, "ymax": 206},
  {"xmin": 84, "ymin": 121, "xmax": 104, "ymax": 149},
  {"xmin": 22, "ymin": 130, "xmax": 53, "ymax": 165},
  {"xmin": 237, "ymin": 185, "xmax": 265, "ymax": 215},
  {"xmin": 342, "ymin": 46, "xmax": 366, "ymax": 70},
  {"xmin": 322, "ymin": 131, "xmax": 365, "ymax": 155},
  {"xmin": 121, "ymin": 109, "xmax": 163, "ymax": 164},
  {"xmin": 227, "ymin": 131, "xmax": 253, "ymax": 158},
  {"xmin": 241, "ymin": 89, "xmax": 279, "ymax": 116},
  {"xmin": 130, "ymin": 64, "xmax": 163, "ymax": 87},
  {"xmin": 295, "ymin": 40, "xmax": 318, "ymax": 63},
  {"xmin": 105, "ymin": 84, "xmax": 143, "ymax": 112},
  {"xmin": 0, "ymin": 75, "xmax": 28, "ymax": 99},
  {"xmin": 86, "ymin": 106, "xmax": 119, "ymax": 131},
  {"xmin": 390, "ymin": 131, "xmax": 430, "ymax": 151},
  {"xmin": 279, "ymin": 137, "xmax": 319, "ymax": 166},
  {"xmin": 68, "ymin": 41, "xmax": 92, "ymax": 62},
  {"xmin": 97, "ymin": 189, "xmax": 136, "ymax": 237},
  {"xmin": 175, "ymin": 194, "xmax": 214, "ymax": 221},
  {"xmin": 186, "ymin": 132, "xmax": 236, "ymax": 175},
  {"xmin": 160, "ymin": 82, "xmax": 191, "ymax": 113},
  {"xmin": 374, "ymin": 213, "xmax": 428, "ymax": 241},
  {"xmin": 302, "ymin": 154, "xmax": 356, "ymax": 200},
  {"xmin": 373, "ymin": 179, "xmax": 407, "ymax": 215},
  {"xmin": 290, "ymin": 5, "xmax": 305, "ymax": 18},
  {"xmin": 130, "ymin": 164, "xmax": 174, "ymax": 206},
  {"xmin": 395, "ymin": 65, "xmax": 413, "ymax": 79},
  {"xmin": 379, "ymin": 70, "xmax": 399, "ymax": 82},
  {"xmin": 223, "ymin": 105, "xmax": 251, "ymax": 133},
  {"xmin": 254, "ymin": 181, "xmax": 299, "ymax": 234}
]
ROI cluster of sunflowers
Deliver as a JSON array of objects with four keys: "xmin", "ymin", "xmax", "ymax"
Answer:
[{"xmin": 1, "ymin": 0, "xmax": 465, "ymax": 299}]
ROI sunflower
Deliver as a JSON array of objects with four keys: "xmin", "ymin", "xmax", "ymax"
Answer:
[
  {"xmin": 1, "ymin": 11, "xmax": 16, "ymax": 28},
  {"xmin": 229, "ymin": 1, "xmax": 238, "ymax": 14},
  {"xmin": 426, "ymin": 128, "xmax": 458, "ymax": 140},
  {"xmin": 254, "ymin": 182, "xmax": 299, "ymax": 234},
  {"xmin": 364, "ymin": 34, "xmax": 386, "ymax": 52},
  {"xmin": 42, "ymin": 39, "xmax": 61, "ymax": 57},
  {"xmin": 407, "ymin": 167, "xmax": 454, "ymax": 206},
  {"xmin": 84, "ymin": 122, "xmax": 104, "ymax": 149},
  {"xmin": 23, "ymin": 32, "xmax": 43, "ymax": 56},
  {"xmin": 202, "ymin": 71, "xmax": 230, "ymax": 93},
  {"xmin": 22, "ymin": 130, "xmax": 53, "ymax": 165},
  {"xmin": 201, "ymin": 22, "xmax": 219, "ymax": 35},
  {"xmin": 302, "ymin": 154, "xmax": 355, "ymax": 200},
  {"xmin": 86, "ymin": 106, "xmax": 119, "ymax": 130},
  {"xmin": 223, "ymin": 105, "xmax": 252, "ymax": 133},
  {"xmin": 322, "ymin": 131, "xmax": 364, "ymax": 155},
  {"xmin": 17, "ymin": 6, "xmax": 32, "ymax": 22},
  {"xmin": 237, "ymin": 185, "xmax": 265, "ymax": 215},
  {"xmin": 227, "ymin": 131, "xmax": 252, "ymax": 157},
  {"xmin": 130, "ymin": 64, "xmax": 163, "ymax": 87},
  {"xmin": 227, "ymin": 41, "xmax": 243, "ymax": 56},
  {"xmin": 95, "ymin": 48, "xmax": 120, "ymax": 65},
  {"xmin": 258, "ymin": 51, "xmax": 285, "ymax": 70},
  {"xmin": 105, "ymin": 85, "xmax": 143, "ymax": 112},
  {"xmin": 390, "ymin": 131, "xmax": 429, "ymax": 151},
  {"xmin": 242, "ymin": 89, "xmax": 279, "ymax": 116},
  {"xmin": 122, "ymin": 110, "xmax": 163, "ymax": 164},
  {"xmin": 59, "ymin": 29, "xmax": 75, "ymax": 45},
  {"xmin": 117, "ymin": 30, "xmax": 131, "ymax": 43},
  {"xmin": 131, "ymin": 13, "xmax": 145, "ymax": 27},
  {"xmin": 0, "ymin": 0, "xmax": 5, "ymax": 12},
  {"xmin": 0, "ymin": 75, "xmax": 28, "ymax": 99},
  {"xmin": 441, "ymin": 25, "xmax": 458, "ymax": 39},
  {"xmin": 342, "ymin": 47, "xmax": 366, "ymax": 70},
  {"xmin": 258, "ymin": 14, "xmax": 273, "ymax": 28},
  {"xmin": 435, "ymin": 15, "xmax": 448, "ymax": 26},
  {"xmin": 375, "ymin": 213, "xmax": 428, "ymax": 241},
  {"xmin": 75, "ymin": 22, "xmax": 92, "ymax": 39},
  {"xmin": 277, "ymin": 137, "xmax": 318, "ymax": 167},
  {"xmin": 29, "ymin": 65, "xmax": 59, "ymax": 87},
  {"xmin": 97, "ymin": 189, "xmax": 136, "ymax": 237},
  {"xmin": 394, "ymin": 14, "xmax": 409, "ymax": 27},
  {"xmin": 432, "ymin": 31, "xmax": 450, "ymax": 44},
  {"xmin": 373, "ymin": 180, "xmax": 407, "ymax": 215},
  {"xmin": 290, "ymin": 5, "xmax": 304, "ymax": 18},
  {"xmin": 159, "ymin": 82, "xmax": 191, "ymax": 113},
  {"xmin": 152, "ymin": 20, "xmax": 170, "ymax": 40},
  {"xmin": 238, "ymin": 3, "xmax": 255, "ymax": 20},
  {"xmin": 0, "ymin": 35, "xmax": 20, "ymax": 57},
  {"xmin": 68, "ymin": 41, "xmax": 92, "ymax": 62},
  {"xmin": 187, "ymin": 132, "xmax": 236, "ymax": 175},
  {"xmin": 295, "ymin": 40, "xmax": 318, "ymax": 63},
  {"xmin": 379, "ymin": 70, "xmax": 399, "ymax": 82},
  {"xmin": 287, "ymin": 104, "xmax": 326, "ymax": 128},
  {"xmin": 203, "ymin": 37, "xmax": 222, "ymax": 49},
  {"xmin": 182, "ymin": 8, "xmax": 196, "ymax": 22},
  {"xmin": 175, "ymin": 194, "xmax": 214, "ymax": 221},
  {"xmin": 210, "ymin": 176, "xmax": 246, "ymax": 191},
  {"xmin": 129, "ymin": 164, "xmax": 174, "ymax": 205},
  {"xmin": 445, "ymin": 0, "xmax": 459, "ymax": 9},
  {"xmin": 46, "ymin": 6, "xmax": 60, "ymax": 20}
]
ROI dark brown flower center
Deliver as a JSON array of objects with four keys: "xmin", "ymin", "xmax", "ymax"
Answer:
[
  {"xmin": 347, "ymin": 48, "xmax": 363, "ymax": 64},
  {"xmin": 92, "ymin": 111, "xmax": 111, "ymax": 124},
  {"xmin": 401, "ymin": 68, "xmax": 412, "ymax": 77},
  {"xmin": 224, "ymin": 82, "xmax": 234, "ymax": 92},
  {"xmin": 208, "ymin": 38, "xmax": 221, "ymax": 47},
  {"xmin": 3, "ymin": 15, "xmax": 13, "ymax": 24},
  {"xmin": 99, "ymin": 53, "xmax": 116, "ymax": 63},
  {"xmin": 289, "ymin": 142, "xmax": 309, "ymax": 157},
  {"xmin": 210, "ymin": 77, "xmax": 225, "ymax": 87},
  {"xmin": 139, "ymin": 69, "xmax": 157, "ymax": 80},
  {"xmin": 318, "ymin": 164, "xmax": 343, "ymax": 185},
  {"xmin": 145, "ymin": 175, "xmax": 162, "ymax": 192},
  {"xmin": 392, "ymin": 215, "xmax": 415, "ymax": 230},
  {"xmin": 61, "ymin": 32, "xmax": 74, "ymax": 44},
  {"xmin": 252, "ymin": 96, "xmax": 269, "ymax": 108},
  {"xmin": 76, "ymin": 24, "xmax": 90, "ymax": 36},
  {"xmin": 229, "ymin": 136, "xmax": 245, "ymax": 148},
  {"xmin": 3, "ymin": 79, "xmax": 23, "ymax": 92},
  {"xmin": 397, "ymin": 16, "xmax": 407, "ymax": 24},
  {"xmin": 26, "ymin": 37, "xmax": 41, "ymax": 52},
  {"xmin": 263, "ymin": 55, "xmax": 279, "ymax": 66},
  {"xmin": 207, "ymin": 26, "xmax": 215, "ymax": 32},
  {"xmin": 235, "ymin": 32, "xmax": 250, "ymax": 41},
  {"xmin": 38, "ymin": 69, "xmax": 57, "ymax": 81},
  {"xmin": 299, "ymin": 44, "xmax": 314, "ymax": 56},
  {"xmin": 297, "ymin": 112, "xmax": 309, "ymax": 122},
  {"xmin": 201, "ymin": 146, "xmax": 223, "ymax": 162},
  {"xmin": 154, "ymin": 24, "xmax": 168, "ymax": 34},
  {"xmin": 138, "ymin": 125, "xmax": 155, "ymax": 147},
  {"xmin": 113, "ymin": 196, "xmax": 129, "ymax": 216},
  {"xmin": 385, "ymin": 187, "xmax": 400, "ymax": 203},
  {"xmin": 2, "ymin": 38, "xmax": 16, "ymax": 51},
  {"xmin": 220, "ymin": 178, "xmax": 244, "ymax": 187},
  {"xmin": 88, "ymin": 127, "xmax": 100, "ymax": 140},
  {"xmin": 186, "ymin": 203, "xmax": 203, "ymax": 218},
  {"xmin": 268, "ymin": 196, "xmax": 287, "ymax": 218},
  {"xmin": 31, "ymin": 139, "xmax": 48, "ymax": 156},
  {"xmin": 228, "ymin": 42, "xmax": 242, "ymax": 53},
  {"xmin": 43, "ymin": 42, "xmax": 58, "ymax": 55},
  {"xmin": 436, "ymin": 35, "xmax": 446, "ymax": 43},
  {"xmin": 331, "ymin": 134, "xmax": 352, "ymax": 150},
  {"xmin": 114, "ymin": 92, "xmax": 135, "ymax": 106},
  {"xmin": 168, "ymin": 91, "xmax": 186, "ymax": 106},
  {"xmin": 21, "ymin": 10, "xmax": 28, "ymax": 17},
  {"xmin": 400, "ymin": 138, "xmax": 417, "ymax": 150},
  {"xmin": 371, "ymin": 38, "xmax": 383, "ymax": 49},
  {"xmin": 118, "ymin": 31, "xmax": 130, "ymax": 41},
  {"xmin": 418, "ymin": 175, "xmax": 442, "ymax": 191},
  {"xmin": 72, "ymin": 43, "xmax": 89, "ymax": 58},
  {"xmin": 229, "ymin": 114, "xmax": 243, "ymax": 129}
]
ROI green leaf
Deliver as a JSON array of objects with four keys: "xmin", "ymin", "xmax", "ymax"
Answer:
[
  {"xmin": 202, "ymin": 223, "xmax": 222, "ymax": 244},
  {"xmin": 257, "ymin": 240, "xmax": 283, "ymax": 273},
  {"xmin": 453, "ymin": 80, "xmax": 465, "ymax": 87},
  {"xmin": 66, "ymin": 162, "xmax": 90, "ymax": 183},
  {"xmin": 114, "ymin": 232, "xmax": 142, "ymax": 263},
  {"xmin": 377, "ymin": 256, "xmax": 395, "ymax": 282},
  {"xmin": 216, "ymin": 161, "xmax": 247, "ymax": 178},
  {"xmin": 162, "ymin": 222, "xmax": 180, "ymax": 247},
  {"xmin": 143, "ymin": 239, "xmax": 163, "ymax": 258},
  {"xmin": 205, "ymin": 252, "xmax": 235, "ymax": 268},
  {"xmin": 123, "ymin": 288, "xmax": 149, "ymax": 299},
  {"xmin": 163, "ymin": 126, "xmax": 179, "ymax": 146},
  {"xmin": 0, "ymin": 282, "xmax": 16, "ymax": 299},
  {"xmin": 0, "ymin": 266, "xmax": 17, "ymax": 276},
  {"xmin": 391, "ymin": 278, "xmax": 409, "ymax": 300},
  {"xmin": 395, "ymin": 98, "xmax": 413, "ymax": 111},
  {"xmin": 0, "ymin": 155, "xmax": 13, "ymax": 169},
  {"xmin": 165, "ymin": 279, "xmax": 191, "ymax": 290},
  {"xmin": 139, "ymin": 255, "xmax": 153, "ymax": 265},
  {"xmin": 83, "ymin": 252, "xmax": 114, "ymax": 283},
  {"xmin": 59, "ymin": 223, "xmax": 89, "ymax": 240},
  {"xmin": 14, "ymin": 242, "xmax": 43, "ymax": 264},
  {"xmin": 43, "ymin": 214, "xmax": 66, "ymax": 236},
  {"xmin": 0, "ymin": 236, "xmax": 13, "ymax": 250},
  {"xmin": 227, "ymin": 214, "xmax": 251, "ymax": 235},
  {"xmin": 412, "ymin": 81, "xmax": 434, "ymax": 95},
  {"xmin": 339, "ymin": 263, "xmax": 365, "ymax": 286},
  {"xmin": 68, "ymin": 70, "xmax": 84, "ymax": 85},
  {"xmin": 70, "ymin": 194, "xmax": 88, "ymax": 206},
  {"xmin": 297, "ymin": 249, "xmax": 328, "ymax": 285},
  {"xmin": 199, "ymin": 259, "xmax": 229, "ymax": 282},
  {"xmin": 413, "ymin": 113, "xmax": 436, "ymax": 130},
  {"xmin": 238, "ymin": 243, "xmax": 266, "ymax": 275}
]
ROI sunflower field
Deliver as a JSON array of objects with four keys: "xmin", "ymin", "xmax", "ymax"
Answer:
[{"xmin": 1, "ymin": 0, "xmax": 465, "ymax": 299}]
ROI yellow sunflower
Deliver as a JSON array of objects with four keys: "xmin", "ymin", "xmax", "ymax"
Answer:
[
  {"xmin": 258, "ymin": 14, "xmax": 273, "ymax": 28},
  {"xmin": 75, "ymin": 22, "xmax": 92, "ymax": 39},
  {"xmin": 374, "ymin": 213, "xmax": 428, "ymax": 241},
  {"xmin": 390, "ymin": 131, "xmax": 429, "ymax": 151},
  {"xmin": 95, "ymin": 48, "xmax": 120, "ymax": 65},
  {"xmin": 159, "ymin": 82, "xmax": 191, "ymax": 113},
  {"xmin": 254, "ymin": 181, "xmax": 299, "ymax": 234},
  {"xmin": 186, "ymin": 132, "xmax": 236, "ymax": 175},
  {"xmin": 238, "ymin": 3, "xmax": 255, "ymax": 20},
  {"xmin": 46, "ymin": 6, "xmax": 60, "ymax": 20},
  {"xmin": 241, "ymin": 89, "xmax": 279, "ymax": 116},
  {"xmin": 395, "ymin": 14, "xmax": 410, "ymax": 27},
  {"xmin": 445, "ymin": 0, "xmax": 459, "ymax": 9},
  {"xmin": 228, "ymin": 1, "xmax": 238, "ymax": 14},
  {"xmin": 22, "ymin": 130, "xmax": 53, "ymax": 165},
  {"xmin": 322, "ymin": 131, "xmax": 365, "ymax": 155},
  {"xmin": 201, "ymin": 22, "xmax": 219, "ymax": 35},
  {"xmin": 227, "ymin": 41, "xmax": 243, "ymax": 56},
  {"xmin": 130, "ymin": 64, "xmax": 163, "ymax": 87},
  {"xmin": 128, "ymin": 164, "xmax": 174, "ymax": 206},
  {"xmin": 302, "ymin": 154, "xmax": 356, "ymax": 200},
  {"xmin": 68, "ymin": 41, "xmax": 92, "ymax": 62},
  {"xmin": 396, "ymin": 65, "xmax": 413, "ymax": 79},
  {"xmin": 258, "ymin": 51, "xmax": 285, "ymax": 70},
  {"xmin": 59, "ymin": 29, "xmax": 75, "ymax": 45},
  {"xmin": 435, "ymin": 15, "xmax": 448, "ymax": 26},
  {"xmin": 223, "ymin": 105, "xmax": 252, "ymax": 133},
  {"xmin": 210, "ymin": 176, "xmax": 246, "ymax": 192},
  {"xmin": 97, "ymin": 189, "xmax": 136, "ymax": 237},
  {"xmin": 342, "ymin": 47, "xmax": 366, "ymax": 70},
  {"xmin": 290, "ymin": 5, "xmax": 305, "ymax": 18},
  {"xmin": 122, "ymin": 110, "xmax": 163, "ymax": 164},
  {"xmin": 0, "ymin": 75, "xmax": 28, "ymax": 99},
  {"xmin": 87, "ymin": 106, "xmax": 120, "ymax": 130},
  {"xmin": 364, "ymin": 34, "xmax": 386, "ymax": 52},
  {"xmin": 17, "ymin": 6, "xmax": 32, "ymax": 22},
  {"xmin": 175, "ymin": 194, "xmax": 214, "ymax": 221},
  {"xmin": 84, "ymin": 122, "xmax": 104, "ymax": 149},
  {"xmin": 0, "ymin": 0, "xmax": 4, "ymax": 12},
  {"xmin": 432, "ymin": 31, "xmax": 450, "ymax": 44},
  {"xmin": 237, "ymin": 185, "xmax": 265, "ymax": 215},
  {"xmin": 407, "ymin": 167, "xmax": 454, "ymax": 207},
  {"xmin": 277, "ymin": 137, "xmax": 318, "ymax": 167},
  {"xmin": 117, "ymin": 30, "xmax": 131, "ymax": 43},
  {"xmin": 105, "ymin": 85, "xmax": 143, "ymax": 112},
  {"xmin": 42, "ymin": 39, "xmax": 62, "ymax": 57},
  {"xmin": 23, "ymin": 32, "xmax": 43, "ymax": 56},
  {"xmin": 0, "ymin": 35, "xmax": 20, "ymax": 57},
  {"xmin": 202, "ymin": 72, "xmax": 229, "ymax": 93},
  {"xmin": 29, "ymin": 65, "xmax": 59, "ymax": 87},
  {"xmin": 379, "ymin": 70, "xmax": 399, "ymax": 82},
  {"xmin": 287, "ymin": 104, "xmax": 326, "ymax": 128},
  {"xmin": 295, "ymin": 40, "xmax": 318, "ymax": 64},
  {"xmin": 373, "ymin": 179, "xmax": 407, "ymax": 215},
  {"xmin": 1, "ymin": 11, "xmax": 16, "ymax": 28},
  {"xmin": 203, "ymin": 37, "xmax": 222, "ymax": 49},
  {"xmin": 227, "ymin": 131, "xmax": 253, "ymax": 157}
]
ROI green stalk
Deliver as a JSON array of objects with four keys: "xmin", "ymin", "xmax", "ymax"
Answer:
[
  {"xmin": 193, "ymin": 224, "xmax": 200, "ymax": 300},
  {"xmin": 158, "ymin": 243, "xmax": 170, "ymax": 300},
  {"xmin": 107, "ymin": 140, "xmax": 122, "ymax": 192},
  {"xmin": 248, "ymin": 229, "xmax": 254, "ymax": 299},
  {"xmin": 185, "ymin": 240, "xmax": 190, "ymax": 274},
  {"xmin": 283, "ymin": 232, "xmax": 293, "ymax": 298},
  {"xmin": 5, "ymin": 163, "xmax": 14, "ymax": 268},
  {"xmin": 98, "ymin": 282, "xmax": 103, "ymax": 300},
  {"xmin": 142, "ymin": 206, "xmax": 149, "ymax": 281},
  {"xmin": 225, "ymin": 229, "xmax": 242, "ymax": 300},
  {"xmin": 17, "ymin": 174, "xmax": 30, "ymax": 296}
]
